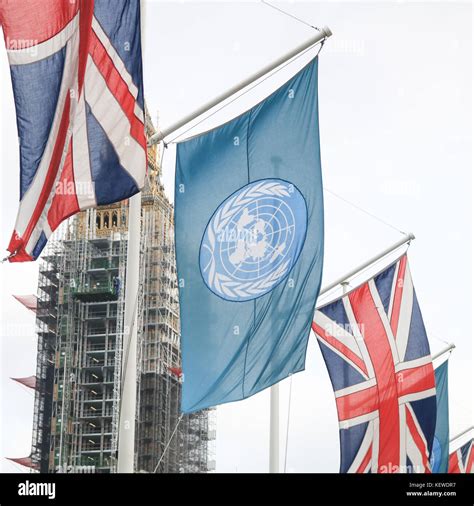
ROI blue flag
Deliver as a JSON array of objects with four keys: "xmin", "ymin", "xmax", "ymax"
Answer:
[
  {"xmin": 431, "ymin": 360, "xmax": 450, "ymax": 472},
  {"xmin": 175, "ymin": 58, "xmax": 324, "ymax": 413}
]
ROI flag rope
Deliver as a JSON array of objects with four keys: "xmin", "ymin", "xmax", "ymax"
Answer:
[
  {"xmin": 153, "ymin": 413, "xmax": 184, "ymax": 473},
  {"xmin": 260, "ymin": 0, "xmax": 321, "ymax": 32},
  {"xmin": 324, "ymin": 187, "xmax": 407, "ymax": 236},
  {"xmin": 164, "ymin": 40, "xmax": 325, "ymax": 145}
]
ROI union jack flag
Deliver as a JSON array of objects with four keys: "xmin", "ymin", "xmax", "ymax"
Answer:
[
  {"xmin": 313, "ymin": 255, "xmax": 437, "ymax": 473},
  {"xmin": 0, "ymin": 0, "xmax": 146, "ymax": 262},
  {"xmin": 449, "ymin": 438, "xmax": 473, "ymax": 473}
]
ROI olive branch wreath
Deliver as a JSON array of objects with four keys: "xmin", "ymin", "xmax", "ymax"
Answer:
[{"xmin": 201, "ymin": 180, "xmax": 292, "ymax": 300}]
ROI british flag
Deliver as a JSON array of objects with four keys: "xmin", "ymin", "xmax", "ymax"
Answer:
[
  {"xmin": 313, "ymin": 255, "xmax": 437, "ymax": 473},
  {"xmin": 0, "ymin": 0, "xmax": 146, "ymax": 262},
  {"xmin": 449, "ymin": 438, "xmax": 473, "ymax": 473}
]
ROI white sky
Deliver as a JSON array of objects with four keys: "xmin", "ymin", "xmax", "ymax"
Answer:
[{"xmin": 0, "ymin": 0, "xmax": 472, "ymax": 473}]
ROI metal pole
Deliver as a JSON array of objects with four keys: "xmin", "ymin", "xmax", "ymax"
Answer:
[
  {"xmin": 58, "ymin": 350, "xmax": 67, "ymax": 472},
  {"xmin": 117, "ymin": 0, "xmax": 146, "ymax": 473},
  {"xmin": 148, "ymin": 26, "xmax": 332, "ymax": 145},
  {"xmin": 317, "ymin": 233, "xmax": 415, "ymax": 300},
  {"xmin": 432, "ymin": 343, "xmax": 456, "ymax": 362},
  {"xmin": 269, "ymin": 383, "xmax": 279, "ymax": 473},
  {"xmin": 117, "ymin": 194, "xmax": 140, "ymax": 473},
  {"xmin": 450, "ymin": 426, "xmax": 474, "ymax": 443},
  {"xmin": 283, "ymin": 375, "xmax": 293, "ymax": 473}
]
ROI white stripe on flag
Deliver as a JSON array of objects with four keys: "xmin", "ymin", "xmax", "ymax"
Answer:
[
  {"xmin": 406, "ymin": 427, "xmax": 424, "ymax": 473},
  {"xmin": 84, "ymin": 59, "xmax": 146, "ymax": 190},
  {"xmin": 388, "ymin": 260, "xmax": 400, "ymax": 324},
  {"xmin": 347, "ymin": 420, "xmax": 373, "ymax": 473},
  {"xmin": 317, "ymin": 335, "xmax": 369, "ymax": 382},
  {"xmin": 394, "ymin": 263, "xmax": 414, "ymax": 361},
  {"xmin": 457, "ymin": 449, "xmax": 466, "ymax": 473},
  {"xmin": 335, "ymin": 378, "xmax": 377, "ymax": 399},
  {"xmin": 73, "ymin": 92, "xmax": 97, "ymax": 209},
  {"xmin": 91, "ymin": 16, "xmax": 144, "ymax": 123},
  {"xmin": 398, "ymin": 388, "xmax": 436, "ymax": 406},
  {"xmin": 395, "ymin": 355, "xmax": 432, "ymax": 372},
  {"xmin": 368, "ymin": 280, "xmax": 401, "ymax": 365},
  {"xmin": 7, "ymin": 14, "xmax": 79, "ymax": 65},
  {"xmin": 339, "ymin": 410, "xmax": 379, "ymax": 429},
  {"xmin": 399, "ymin": 404, "xmax": 407, "ymax": 473},
  {"xmin": 343, "ymin": 296, "xmax": 376, "ymax": 379},
  {"xmin": 406, "ymin": 403, "xmax": 430, "ymax": 473},
  {"xmin": 371, "ymin": 417, "xmax": 380, "ymax": 473},
  {"xmin": 314, "ymin": 310, "xmax": 366, "ymax": 362}
]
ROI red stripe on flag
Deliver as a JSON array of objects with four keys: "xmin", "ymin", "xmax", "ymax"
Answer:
[
  {"xmin": 356, "ymin": 444, "xmax": 373, "ymax": 473},
  {"xmin": 6, "ymin": 232, "xmax": 33, "ymax": 262},
  {"xmin": 336, "ymin": 385, "xmax": 378, "ymax": 421},
  {"xmin": 448, "ymin": 452, "xmax": 461, "ymax": 473},
  {"xmin": 78, "ymin": 0, "xmax": 94, "ymax": 93},
  {"xmin": 396, "ymin": 362, "xmax": 435, "ymax": 398},
  {"xmin": 390, "ymin": 255, "xmax": 407, "ymax": 337},
  {"xmin": 0, "ymin": 0, "xmax": 78, "ymax": 48},
  {"xmin": 312, "ymin": 322, "xmax": 369, "ymax": 377},
  {"xmin": 348, "ymin": 283, "xmax": 400, "ymax": 472},
  {"xmin": 47, "ymin": 139, "xmax": 80, "ymax": 231},
  {"xmin": 88, "ymin": 29, "xmax": 146, "ymax": 151},
  {"xmin": 406, "ymin": 406, "xmax": 431, "ymax": 473}
]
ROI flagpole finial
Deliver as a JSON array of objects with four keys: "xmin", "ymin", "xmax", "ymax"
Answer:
[{"xmin": 322, "ymin": 26, "xmax": 333, "ymax": 38}]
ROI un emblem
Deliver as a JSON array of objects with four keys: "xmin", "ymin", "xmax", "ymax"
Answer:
[{"xmin": 199, "ymin": 179, "xmax": 307, "ymax": 302}]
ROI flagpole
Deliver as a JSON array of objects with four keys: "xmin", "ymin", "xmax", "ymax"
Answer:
[
  {"xmin": 432, "ymin": 343, "xmax": 456, "ymax": 362},
  {"xmin": 317, "ymin": 233, "xmax": 415, "ymax": 300},
  {"xmin": 148, "ymin": 27, "xmax": 332, "ymax": 146},
  {"xmin": 450, "ymin": 427, "xmax": 474, "ymax": 443},
  {"xmin": 269, "ymin": 384, "xmax": 279, "ymax": 473},
  {"xmin": 117, "ymin": 0, "xmax": 146, "ymax": 473}
]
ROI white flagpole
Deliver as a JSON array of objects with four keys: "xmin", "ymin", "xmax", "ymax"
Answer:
[
  {"xmin": 148, "ymin": 27, "xmax": 332, "ymax": 146},
  {"xmin": 117, "ymin": 193, "xmax": 140, "ymax": 473},
  {"xmin": 117, "ymin": 0, "xmax": 146, "ymax": 473},
  {"xmin": 265, "ymin": 29, "xmax": 332, "ymax": 474},
  {"xmin": 432, "ymin": 343, "xmax": 456, "ymax": 362},
  {"xmin": 317, "ymin": 233, "xmax": 415, "ymax": 301},
  {"xmin": 269, "ymin": 384, "xmax": 279, "ymax": 473},
  {"xmin": 450, "ymin": 427, "xmax": 474, "ymax": 443}
]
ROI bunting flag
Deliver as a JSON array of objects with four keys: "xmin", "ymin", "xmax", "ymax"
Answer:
[
  {"xmin": 175, "ymin": 58, "xmax": 324, "ymax": 413},
  {"xmin": 5, "ymin": 456, "xmax": 37, "ymax": 470},
  {"xmin": 431, "ymin": 360, "xmax": 450, "ymax": 473},
  {"xmin": 13, "ymin": 294, "xmax": 38, "ymax": 312},
  {"xmin": 313, "ymin": 255, "xmax": 437, "ymax": 473},
  {"xmin": 0, "ymin": 0, "xmax": 146, "ymax": 261},
  {"xmin": 11, "ymin": 376, "xmax": 37, "ymax": 390},
  {"xmin": 449, "ymin": 438, "xmax": 474, "ymax": 473}
]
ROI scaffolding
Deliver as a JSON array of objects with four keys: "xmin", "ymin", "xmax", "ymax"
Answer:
[{"xmin": 29, "ymin": 113, "xmax": 215, "ymax": 473}]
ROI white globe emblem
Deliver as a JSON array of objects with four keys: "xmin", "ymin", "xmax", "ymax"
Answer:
[{"xmin": 199, "ymin": 179, "xmax": 307, "ymax": 302}]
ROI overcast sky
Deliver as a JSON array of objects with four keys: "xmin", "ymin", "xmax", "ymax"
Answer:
[{"xmin": 0, "ymin": 0, "xmax": 472, "ymax": 473}]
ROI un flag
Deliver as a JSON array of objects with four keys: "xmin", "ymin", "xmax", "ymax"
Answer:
[{"xmin": 175, "ymin": 57, "xmax": 324, "ymax": 413}]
